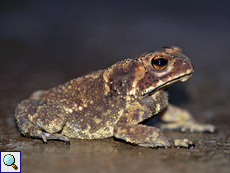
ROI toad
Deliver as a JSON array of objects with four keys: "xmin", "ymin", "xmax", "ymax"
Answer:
[{"xmin": 15, "ymin": 46, "xmax": 215, "ymax": 148}]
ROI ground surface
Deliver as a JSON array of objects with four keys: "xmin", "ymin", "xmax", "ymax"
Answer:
[{"xmin": 0, "ymin": 1, "xmax": 230, "ymax": 173}]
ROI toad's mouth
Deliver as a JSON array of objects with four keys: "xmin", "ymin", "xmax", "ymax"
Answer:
[{"xmin": 141, "ymin": 73, "xmax": 193, "ymax": 96}]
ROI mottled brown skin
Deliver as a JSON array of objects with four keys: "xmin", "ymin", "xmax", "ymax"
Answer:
[{"xmin": 15, "ymin": 46, "xmax": 215, "ymax": 148}]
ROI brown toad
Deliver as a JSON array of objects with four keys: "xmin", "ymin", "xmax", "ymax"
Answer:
[{"xmin": 15, "ymin": 46, "xmax": 215, "ymax": 148}]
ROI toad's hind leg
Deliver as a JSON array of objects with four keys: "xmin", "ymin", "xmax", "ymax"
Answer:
[
  {"xmin": 15, "ymin": 100, "xmax": 70, "ymax": 144},
  {"xmin": 160, "ymin": 104, "xmax": 216, "ymax": 133}
]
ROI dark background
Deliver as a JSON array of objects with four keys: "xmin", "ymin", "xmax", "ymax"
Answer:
[{"xmin": 0, "ymin": 1, "xmax": 230, "ymax": 173}]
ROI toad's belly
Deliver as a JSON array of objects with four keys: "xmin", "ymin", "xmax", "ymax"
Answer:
[{"xmin": 61, "ymin": 109, "xmax": 125, "ymax": 139}]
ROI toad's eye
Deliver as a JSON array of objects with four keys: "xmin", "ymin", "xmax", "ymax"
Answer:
[{"xmin": 151, "ymin": 56, "xmax": 168, "ymax": 70}]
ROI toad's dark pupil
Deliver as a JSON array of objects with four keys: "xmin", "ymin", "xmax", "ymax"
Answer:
[{"xmin": 153, "ymin": 58, "xmax": 167, "ymax": 66}]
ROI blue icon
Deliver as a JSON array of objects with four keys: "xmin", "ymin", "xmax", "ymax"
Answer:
[{"xmin": 3, "ymin": 154, "xmax": 18, "ymax": 170}]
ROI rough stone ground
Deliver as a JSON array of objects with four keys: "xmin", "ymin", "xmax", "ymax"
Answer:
[{"xmin": 0, "ymin": 1, "xmax": 230, "ymax": 173}]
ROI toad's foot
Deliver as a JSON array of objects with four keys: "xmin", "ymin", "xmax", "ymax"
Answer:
[
  {"xmin": 41, "ymin": 132, "xmax": 70, "ymax": 145},
  {"xmin": 172, "ymin": 139, "xmax": 195, "ymax": 148},
  {"xmin": 160, "ymin": 104, "xmax": 216, "ymax": 133},
  {"xmin": 114, "ymin": 124, "xmax": 194, "ymax": 149}
]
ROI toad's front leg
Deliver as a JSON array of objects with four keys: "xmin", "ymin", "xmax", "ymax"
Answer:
[
  {"xmin": 114, "ymin": 124, "xmax": 170, "ymax": 148},
  {"xmin": 160, "ymin": 104, "xmax": 216, "ymax": 133},
  {"xmin": 113, "ymin": 102, "xmax": 194, "ymax": 148},
  {"xmin": 114, "ymin": 124, "xmax": 194, "ymax": 148},
  {"xmin": 15, "ymin": 100, "xmax": 70, "ymax": 144}
]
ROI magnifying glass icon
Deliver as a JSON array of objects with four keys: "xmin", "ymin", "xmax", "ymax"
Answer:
[{"xmin": 3, "ymin": 154, "xmax": 18, "ymax": 170}]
